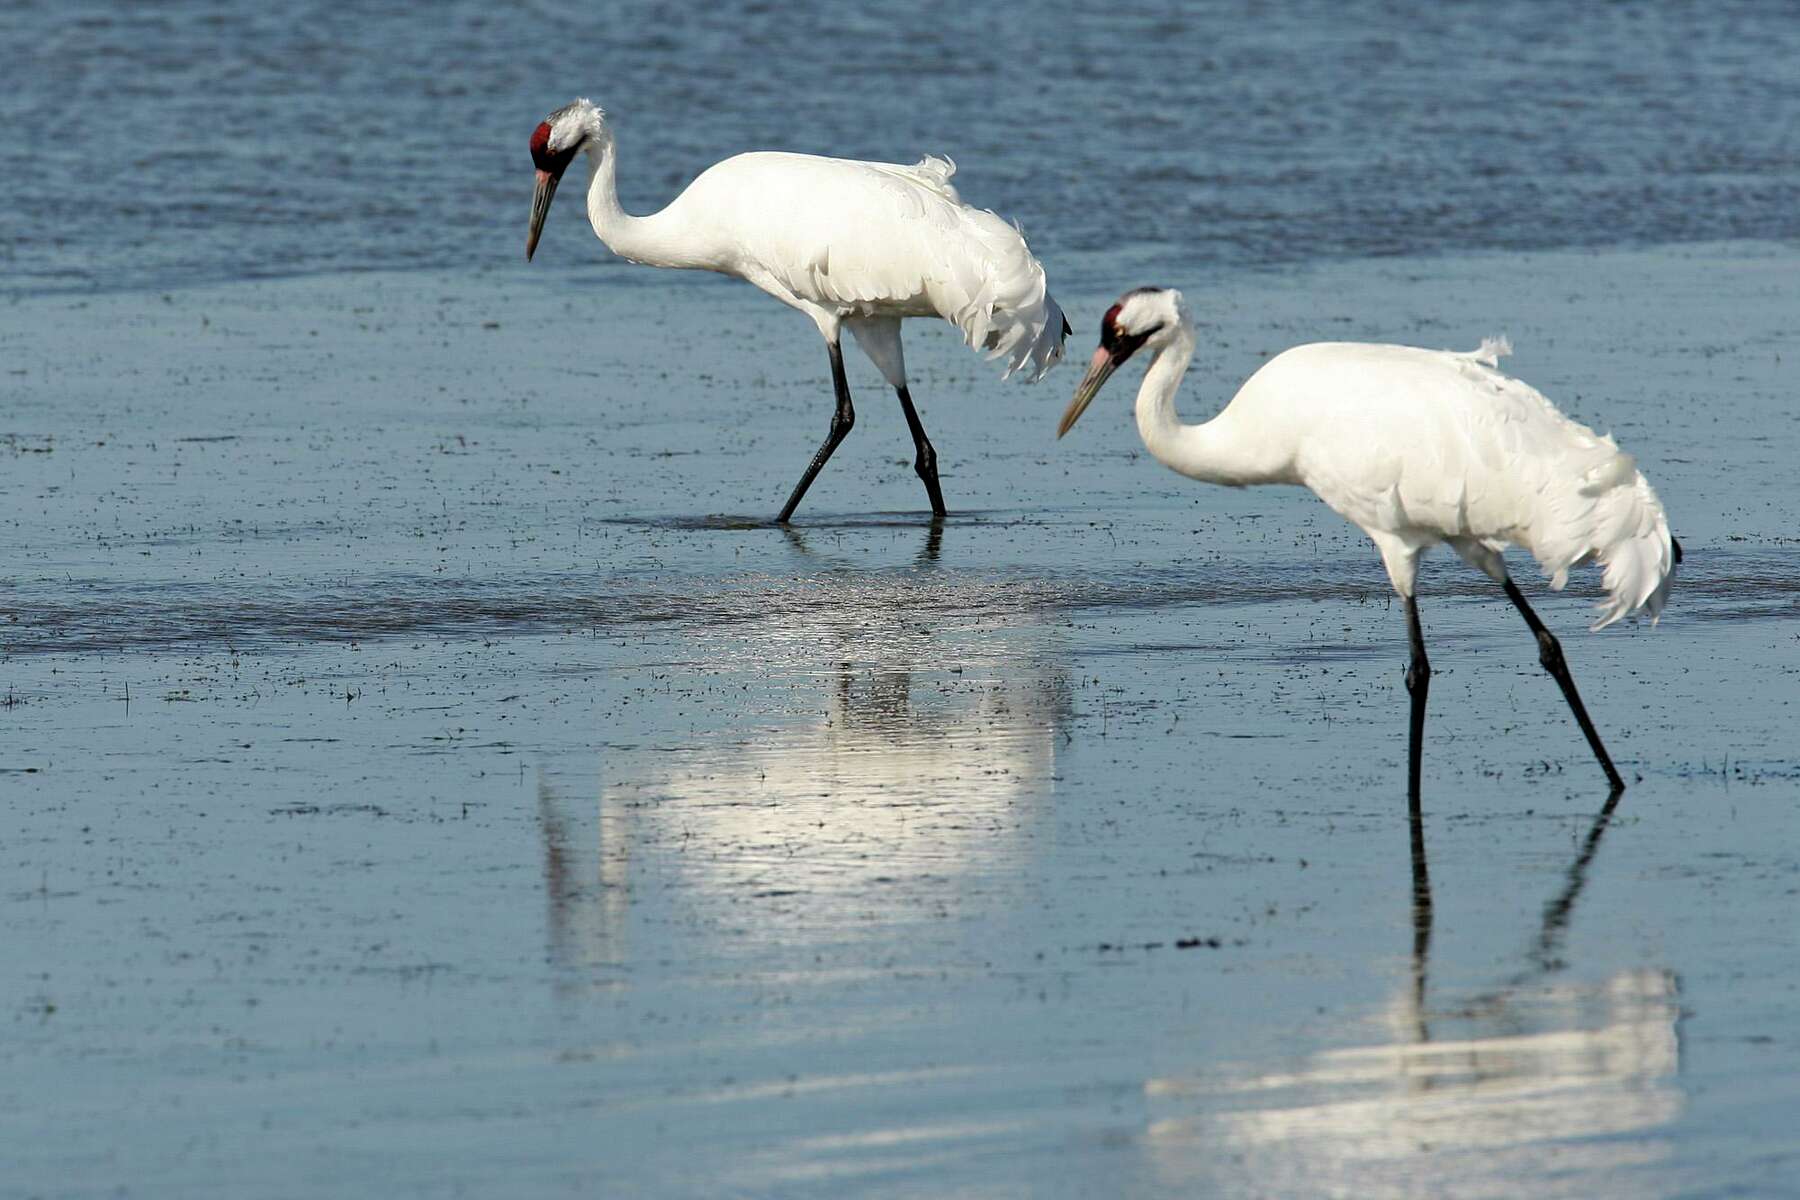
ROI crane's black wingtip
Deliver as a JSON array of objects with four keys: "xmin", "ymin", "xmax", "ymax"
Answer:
[
  {"xmin": 1672, "ymin": 536, "xmax": 1684, "ymax": 565},
  {"xmin": 1061, "ymin": 315, "xmax": 1072, "ymax": 339}
]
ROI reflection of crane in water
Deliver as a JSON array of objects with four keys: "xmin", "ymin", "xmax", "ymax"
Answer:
[
  {"xmin": 536, "ymin": 565, "xmax": 1072, "ymax": 975},
  {"xmin": 607, "ymin": 651, "xmax": 1072, "ymax": 903},
  {"xmin": 1145, "ymin": 793, "xmax": 1682, "ymax": 1196},
  {"xmin": 538, "ymin": 772, "xmax": 630, "ymax": 991}
]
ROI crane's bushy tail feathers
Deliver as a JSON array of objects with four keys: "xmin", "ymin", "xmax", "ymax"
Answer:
[
  {"xmin": 1538, "ymin": 452, "xmax": 1677, "ymax": 631},
  {"xmin": 1589, "ymin": 473, "xmax": 1678, "ymax": 630},
  {"xmin": 788, "ymin": 154, "xmax": 1067, "ymax": 383},
  {"xmin": 988, "ymin": 289, "xmax": 1068, "ymax": 383},
  {"xmin": 1454, "ymin": 337, "xmax": 1676, "ymax": 631},
  {"xmin": 933, "ymin": 199, "xmax": 1067, "ymax": 383}
]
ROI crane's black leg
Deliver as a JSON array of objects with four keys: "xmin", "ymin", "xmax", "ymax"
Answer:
[
  {"xmin": 777, "ymin": 341, "xmax": 855, "ymax": 524},
  {"xmin": 1404, "ymin": 594, "xmax": 1431, "ymax": 809},
  {"xmin": 1501, "ymin": 578, "xmax": 1625, "ymax": 793},
  {"xmin": 894, "ymin": 385, "xmax": 947, "ymax": 518}
]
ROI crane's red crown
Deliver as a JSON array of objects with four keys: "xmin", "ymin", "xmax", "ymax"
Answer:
[
  {"xmin": 1099, "ymin": 287, "xmax": 1167, "ymax": 363},
  {"xmin": 530, "ymin": 121, "xmax": 580, "ymax": 177},
  {"xmin": 1099, "ymin": 301, "xmax": 1128, "ymax": 343}
]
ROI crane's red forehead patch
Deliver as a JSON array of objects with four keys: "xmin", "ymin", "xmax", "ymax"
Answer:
[
  {"xmin": 1100, "ymin": 301, "xmax": 1126, "ymax": 344},
  {"xmin": 530, "ymin": 120, "xmax": 583, "ymax": 177}
]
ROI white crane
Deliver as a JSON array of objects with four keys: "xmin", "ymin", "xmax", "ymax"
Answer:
[
  {"xmin": 1057, "ymin": 287, "xmax": 1681, "ymax": 802},
  {"xmin": 525, "ymin": 98, "xmax": 1069, "ymax": 522}
]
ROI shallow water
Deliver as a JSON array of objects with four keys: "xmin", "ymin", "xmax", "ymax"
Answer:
[
  {"xmin": 7, "ymin": 0, "xmax": 1800, "ymax": 1193},
  {"xmin": 6, "ymin": 241, "xmax": 1800, "ymax": 1196}
]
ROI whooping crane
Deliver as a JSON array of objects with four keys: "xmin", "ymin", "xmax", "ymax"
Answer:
[
  {"xmin": 1057, "ymin": 286, "xmax": 1681, "ymax": 803},
  {"xmin": 526, "ymin": 98, "xmax": 1069, "ymax": 522}
]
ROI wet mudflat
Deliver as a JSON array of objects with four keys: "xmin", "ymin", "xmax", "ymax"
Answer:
[{"xmin": 5, "ymin": 243, "xmax": 1800, "ymax": 1197}]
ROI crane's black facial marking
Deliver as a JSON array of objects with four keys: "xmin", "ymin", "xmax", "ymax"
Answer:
[
  {"xmin": 530, "ymin": 121, "xmax": 581, "ymax": 178},
  {"xmin": 1099, "ymin": 287, "xmax": 1169, "ymax": 365}
]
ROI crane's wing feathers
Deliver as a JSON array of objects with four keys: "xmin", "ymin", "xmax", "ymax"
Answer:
[
  {"xmin": 859, "ymin": 154, "xmax": 962, "ymax": 209},
  {"xmin": 1448, "ymin": 347, "xmax": 1674, "ymax": 629},
  {"xmin": 683, "ymin": 152, "xmax": 1066, "ymax": 382},
  {"xmin": 1263, "ymin": 341, "xmax": 1676, "ymax": 628}
]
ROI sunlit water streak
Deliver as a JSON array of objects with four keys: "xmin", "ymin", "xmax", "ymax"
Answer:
[
  {"xmin": 1144, "ymin": 971, "xmax": 1683, "ymax": 1198},
  {"xmin": 1144, "ymin": 798, "xmax": 1687, "ymax": 1198},
  {"xmin": 544, "ymin": 618, "xmax": 1071, "ymax": 979}
]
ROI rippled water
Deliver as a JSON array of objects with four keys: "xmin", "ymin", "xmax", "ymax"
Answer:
[
  {"xmin": 5, "ymin": 0, "xmax": 1797, "ymax": 294},
  {"xmin": 6, "ymin": 6, "xmax": 1800, "ymax": 1197}
]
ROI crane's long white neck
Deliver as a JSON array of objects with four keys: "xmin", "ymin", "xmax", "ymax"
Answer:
[
  {"xmin": 1135, "ymin": 322, "xmax": 1292, "ymax": 487},
  {"xmin": 581, "ymin": 135, "xmax": 713, "ymax": 270}
]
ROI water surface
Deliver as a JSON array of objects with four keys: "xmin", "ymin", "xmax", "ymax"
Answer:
[
  {"xmin": 4, "ymin": 2, "xmax": 1800, "ymax": 1195},
  {"xmin": 5, "ymin": 1, "xmax": 1797, "ymax": 294}
]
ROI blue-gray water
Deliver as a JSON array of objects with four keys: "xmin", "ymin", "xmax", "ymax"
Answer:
[
  {"xmin": 5, "ymin": 3, "xmax": 1800, "ymax": 1198},
  {"xmin": 5, "ymin": 0, "xmax": 1797, "ymax": 294}
]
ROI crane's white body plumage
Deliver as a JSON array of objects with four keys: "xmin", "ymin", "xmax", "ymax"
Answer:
[
  {"xmin": 1086, "ymin": 289, "xmax": 1676, "ymax": 631},
  {"xmin": 549, "ymin": 100, "xmax": 1066, "ymax": 384}
]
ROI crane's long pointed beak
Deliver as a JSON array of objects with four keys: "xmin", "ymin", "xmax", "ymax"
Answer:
[
  {"xmin": 1057, "ymin": 348, "xmax": 1117, "ymax": 438},
  {"xmin": 526, "ymin": 168, "xmax": 559, "ymax": 261}
]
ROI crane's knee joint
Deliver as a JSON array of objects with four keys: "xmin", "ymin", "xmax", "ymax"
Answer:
[
  {"xmin": 1405, "ymin": 658, "xmax": 1431, "ymax": 695},
  {"xmin": 914, "ymin": 444, "xmax": 937, "ymax": 478},
  {"xmin": 1536, "ymin": 630, "xmax": 1565, "ymax": 674},
  {"xmin": 830, "ymin": 407, "xmax": 855, "ymax": 438}
]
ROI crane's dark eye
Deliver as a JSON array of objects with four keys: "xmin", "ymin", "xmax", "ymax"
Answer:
[{"xmin": 1114, "ymin": 326, "xmax": 1157, "ymax": 362}]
